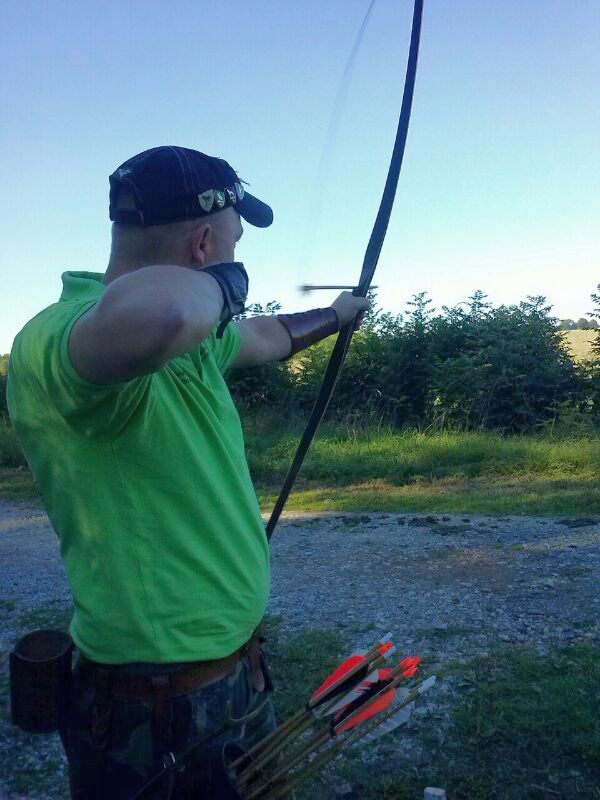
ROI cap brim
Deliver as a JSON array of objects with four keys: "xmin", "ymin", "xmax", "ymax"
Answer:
[{"xmin": 237, "ymin": 192, "xmax": 273, "ymax": 228}]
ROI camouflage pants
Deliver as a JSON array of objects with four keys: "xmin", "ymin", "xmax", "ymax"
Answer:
[{"xmin": 57, "ymin": 652, "xmax": 277, "ymax": 800}]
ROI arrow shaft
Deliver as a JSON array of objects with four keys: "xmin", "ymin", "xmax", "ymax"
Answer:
[
  {"xmin": 300, "ymin": 284, "xmax": 379, "ymax": 291},
  {"xmin": 259, "ymin": 678, "xmax": 434, "ymax": 800},
  {"xmin": 237, "ymin": 648, "xmax": 391, "ymax": 782},
  {"xmin": 244, "ymin": 729, "xmax": 331, "ymax": 800}
]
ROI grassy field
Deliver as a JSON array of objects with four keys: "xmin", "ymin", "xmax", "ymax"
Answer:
[
  {"xmin": 2, "ymin": 423, "xmax": 600, "ymax": 515},
  {"xmin": 559, "ymin": 329, "xmax": 597, "ymax": 362},
  {"xmin": 246, "ymin": 425, "xmax": 600, "ymax": 517},
  {"xmin": 327, "ymin": 640, "xmax": 600, "ymax": 800}
]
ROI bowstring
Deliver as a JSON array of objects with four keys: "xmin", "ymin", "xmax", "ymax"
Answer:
[{"xmin": 299, "ymin": 0, "xmax": 377, "ymax": 285}]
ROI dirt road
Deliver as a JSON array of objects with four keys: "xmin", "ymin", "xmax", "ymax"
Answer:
[{"xmin": 1, "ymin": 502, "xmax": 599, "ymax": 798}]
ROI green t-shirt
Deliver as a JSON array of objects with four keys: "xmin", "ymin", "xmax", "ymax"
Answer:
[{"xmin": 7, "ymin": 271, "xmax": 270, "ymax": 663}]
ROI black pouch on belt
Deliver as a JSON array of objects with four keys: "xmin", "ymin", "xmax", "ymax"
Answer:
[{"xmin": 9, "ymin": 629, "xmax": 74, "ymax": 734}]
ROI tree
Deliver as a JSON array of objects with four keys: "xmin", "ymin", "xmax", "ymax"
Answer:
[
  {"xmin": 590, "ymin": 285, "xmax": 600, "ymax": 360},
  {"xmin": 0, "ymin": 355, "xmax": 9, "ymax": 423},
  {"xmin": 431, "ymin": 296, "xmax": 580, "ymax": 432},
  {"xmin": 557, "ymin": 319, "xmax": 576, "ymax": 330}
]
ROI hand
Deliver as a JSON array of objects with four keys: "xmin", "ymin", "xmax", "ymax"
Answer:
[{"xmin": 331, "ymin": 292, "xmax": 371, "ymax": 330}]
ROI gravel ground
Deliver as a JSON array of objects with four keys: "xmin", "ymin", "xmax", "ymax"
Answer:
[{"xmin": 1, "ymin": 501, "xmax": 600, "ymax": 799}]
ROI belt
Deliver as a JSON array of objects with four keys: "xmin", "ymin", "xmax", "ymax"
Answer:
[
  {"xmin": 80, "ymin": 646, "xmax": 245, "ymax": 700},
  {"xmin": 80, "ymin": 637, "xmax": 268, "ymax": 748}
]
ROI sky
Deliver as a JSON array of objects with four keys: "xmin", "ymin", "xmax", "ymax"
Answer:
[{"xmin": 1, "ymin": 0, "xmax": 599, "ymax": 353}]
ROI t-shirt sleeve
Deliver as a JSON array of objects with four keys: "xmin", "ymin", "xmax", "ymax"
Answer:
[
  {"xmin": 28, "ymin": 302, "xmax": 154, "ymax": 435},
  {"xmin": 202, "ymin": 322, "xmax": 242, "ymax": 374}
]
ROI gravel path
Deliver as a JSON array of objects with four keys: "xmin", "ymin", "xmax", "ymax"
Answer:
[{"xmin": 1, "ymin": 501, "xmax": 599, "ymax": 798}]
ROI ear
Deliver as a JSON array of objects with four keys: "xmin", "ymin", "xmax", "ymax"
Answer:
[{"xmin": 190, "ymin": 222, "xmax": 212, "ymax": 267}]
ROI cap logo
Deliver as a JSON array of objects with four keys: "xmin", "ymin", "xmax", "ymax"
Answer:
[
  {"xmin": 215, "ymin": 190, "xmax": 226, "ymax": 209},
  {"xmin": 118, "ymin": 168, "xmax": 131, "ymax": 178},
  {"xmin": 235, "ymin": 182, "xmax": 244, "ymax": 200},
  {"xmin": 198, "ymin": 189, "xmax": 215, "ymax": 212},
  {"xmin": 226, "ymin": 187, "xmax": 237, "ymax": 205}
]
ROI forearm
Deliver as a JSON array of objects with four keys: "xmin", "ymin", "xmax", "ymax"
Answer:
[
  {"xmin": 232, "ymin": 308, "xmax": 341, "ymax": 368},
  {"xmin": 233, "ymin": 316, "xmax": 295, "ymax": 367}
]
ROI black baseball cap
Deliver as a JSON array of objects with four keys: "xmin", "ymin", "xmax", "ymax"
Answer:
[{"xmin": 109, "ymin": 145, "xmax": 273, "ymax": 228}]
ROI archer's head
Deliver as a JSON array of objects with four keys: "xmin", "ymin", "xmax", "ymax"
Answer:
[{"xmin": 105, "ymin": 146, "xmax": 273, "ymax": 282}]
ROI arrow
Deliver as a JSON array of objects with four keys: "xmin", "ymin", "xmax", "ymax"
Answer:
[
  {"xmin": 343, "ymin": 675, "xmax": 436, "ymax": 746},
  {"xmin": 236, "ymin": 647, "xmax": 393, "ymax": 784},
  {"xmin": 241, "ymin": 655, "xmax": 422, "ymax": 797},
  {"xmin": 332, "ymin": 656, "xmax": 420, "ymax": 734},
  {"xmin": 245, "ymin": 673, "xmax": 398, "ymax": 800},
  {"xmin": 325, "ymin": 655, "xmax": 419, "ymax": 715},
  {"xmin": 233, "ymin": 633, "xmax": 394, "ymax": 780},
  {"xmin": 357, "ymin": 691, "xmax": 415, "ymax": 743},
  {"xmin": 299, "ymin": 284, "xmax": 379, "ymax": 292},
  {"xmin": 256, "ymin": 676, "xmax": 437, "ymax": 800}
]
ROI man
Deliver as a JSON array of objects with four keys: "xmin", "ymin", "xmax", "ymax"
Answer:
[{"xmin": 7, "ymin": 146, "xmax": 369, "ymax": 799}]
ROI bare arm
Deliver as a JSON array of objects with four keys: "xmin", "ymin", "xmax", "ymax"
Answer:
[
  {"xmin": 232, "ymin": 316, "xmax": 293, "ymax": 368},
  {"xmin": 69, "ymin": 265, "xmax": 224, "ymax": 385}
]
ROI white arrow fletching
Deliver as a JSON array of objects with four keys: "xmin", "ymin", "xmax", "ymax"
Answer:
[{"xmin": 357, "ymin": 690, "xmax": 415, "ymax": 744}]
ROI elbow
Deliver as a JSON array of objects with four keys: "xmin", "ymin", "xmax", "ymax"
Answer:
[{"xmin": 152, "ymin": 302, "xmax": 217, "ymax": 364}]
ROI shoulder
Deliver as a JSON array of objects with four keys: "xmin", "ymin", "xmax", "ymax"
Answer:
[{"xmin": 11, "ymin": 300, "xmax": 96, "ymax": 373}]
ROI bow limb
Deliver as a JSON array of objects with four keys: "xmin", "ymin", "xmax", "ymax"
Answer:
[{"xmin": 266, "ymin": 0, "xmax": 424, "ymax": 541}]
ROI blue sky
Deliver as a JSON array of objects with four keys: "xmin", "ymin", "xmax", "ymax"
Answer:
[{"xmin": 1, "ymin": 0, "xmax": 599, "ymax": 353}]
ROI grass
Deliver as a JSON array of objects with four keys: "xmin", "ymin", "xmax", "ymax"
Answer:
[
  {"xmin": 0, "ymin": 467, "xmax": 37, "ymax": 500},
  {"xmin": 0, "ymin": 422, "xmax": 28, "ymax": 469},
  {"xmin": 2, "ymin": 423, "xmax": 600, "ymax": 515},
  {"xmin": 257, "ymin": 476, "xmax": 600, "ymax": 516},
  {"xmin": 248, "ymin": 426, "xmax": 600, "ymax": 517},
  {"xmin": 342, "ymin": 642, "xmax": 600, "ymax": 800},
  {"xmin": 246, "ymin": 426, "xmax": 600, "ymax": 484}
]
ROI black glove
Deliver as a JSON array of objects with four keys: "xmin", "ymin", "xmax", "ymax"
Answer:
[{"xmin": 202, "ymin": 262, "xmax": 249, "ymax": 338}]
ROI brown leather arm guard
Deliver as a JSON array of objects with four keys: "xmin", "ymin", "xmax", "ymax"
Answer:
[{"xmin": 277, "ymin": 308, "xmax": 340, "ymax": 359}]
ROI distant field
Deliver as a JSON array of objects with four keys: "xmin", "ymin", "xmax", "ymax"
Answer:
[{"xmin": 559, "ymin": 329, "xmax": 597, "ymax": 362}]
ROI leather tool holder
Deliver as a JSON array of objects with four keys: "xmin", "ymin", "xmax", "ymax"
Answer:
[{"xmin": 10, "ymin": 629, "xmax": 74, "ymax": 733}]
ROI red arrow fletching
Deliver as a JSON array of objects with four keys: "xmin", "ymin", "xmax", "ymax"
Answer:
[
  {"xmin": 310, "ymin": 654, "xmax": 365, "ymax": 702},
  {"xmin": 309, "ymin": 642, "xmax": 395, "ymax": 705},
  {"xmin": 334, "ymin": 685, "xmax": 396, "ymax": 734}
]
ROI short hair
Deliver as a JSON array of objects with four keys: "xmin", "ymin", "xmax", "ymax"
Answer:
[{"xmin": 109, "ymin": 189, "xmax": 204, "ymax": 266}]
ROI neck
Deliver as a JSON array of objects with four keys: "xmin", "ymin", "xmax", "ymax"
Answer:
[{"xmin": 103, "ymin": 258, "xmax": 141, "ymax": 285}]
